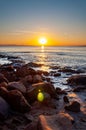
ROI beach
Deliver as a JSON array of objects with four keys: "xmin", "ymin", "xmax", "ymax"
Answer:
[{"xmin": 0, "ymin": 46, "xmax": 86, "ymax": 130}]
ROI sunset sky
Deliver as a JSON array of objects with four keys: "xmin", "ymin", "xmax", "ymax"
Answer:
[{"xmin": 0, "ymin": 0, "xmax": 86, "ymax": 46}]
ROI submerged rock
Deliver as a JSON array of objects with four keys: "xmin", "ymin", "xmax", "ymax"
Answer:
[
  {"xmin": 65, "ymin": 101, "xmax": 80, "ymax": 112},
  {"xmin": 54, "ymin": 72, "xmax": 61, "ymax": 77},
  {"xmin": 58, "ymin": 67, "xmax": 76, "ymax": 73},
  {"xmin": 67, "ymin": 75, "xmax": 86, "ymax": 86}
]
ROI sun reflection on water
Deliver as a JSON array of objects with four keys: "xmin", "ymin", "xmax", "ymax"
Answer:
[{"xmin": 38, "ymin": 46, "xmax": 49, "ymax": 71}]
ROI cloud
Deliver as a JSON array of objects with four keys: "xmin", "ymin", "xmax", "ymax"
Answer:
[{"xmin": 8, "ymin": 30, "xmax": 48, "ymax": 35}]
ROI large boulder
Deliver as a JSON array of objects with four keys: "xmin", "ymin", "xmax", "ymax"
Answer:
[
  {"xmin": 33, "ymin": 74, "xmax": 43, "ymax": 83},
  {"xmin": 26, "ymin": 82, "xmax": 56, "ymax": 103},
  {"xmin": 7, "ymin": 90, "xmax": 31, "ymax": 112},
  {"xmin": 0, "ymin": 88, "xmax": 31, "ymax": 113},
  {"xmin": 0, "ymin": 97, "xmax": 10, "ymax": 120},
  {"xmin": 65, "ymin": 101, "xmax": 80, "ymax": 112},
  {"xmin": 16, "ymin": 65, "xmax": 36, "ymax": 77},
  {"xmin": 67, "ymin": 75, "xmax": 86, "ymax": 86},
  {"xmin": 7, "ymin": 81, "xmax": 26, "ymax": 93},
  {"xmin": 38, "ymin": 113, "xmax": 73, "ymax": 130},
  {"xmin": 20, "ymin": 75, "xmax": 33, "ymax": 88}
]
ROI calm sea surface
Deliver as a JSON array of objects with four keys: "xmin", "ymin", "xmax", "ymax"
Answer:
[{"xmin": 0, "ymin": 46, "xmax": 86, "ymax": 89}]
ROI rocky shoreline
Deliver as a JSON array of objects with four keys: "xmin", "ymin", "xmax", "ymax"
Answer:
[{"xmin": 0, "ymin": 61, "xmax": 86, "ymax": 130}]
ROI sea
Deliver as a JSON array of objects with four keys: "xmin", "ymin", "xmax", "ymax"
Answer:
[{"xmin": 0, "ymin": 46, "xmax": 86, "ymax": 90}]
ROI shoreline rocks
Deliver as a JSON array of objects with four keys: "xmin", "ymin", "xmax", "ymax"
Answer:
[{"xmin": 0, "ymin": 62, "xmax": 86, "ymax": 130}]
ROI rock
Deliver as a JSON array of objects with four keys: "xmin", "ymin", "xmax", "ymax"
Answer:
[
  {"xmin": 0, "ymin": 82, "xmax": 8, "ymax": 88},
  {"xmin": 46, "ymin": 77, "xmax": 51, "ymax": 82},
  {"xmin": 67, "ymin": 75, "xmax": 86, "ymax": 86},
  {"xmin": 65, "ymin": 101, "xmax": 80, "ymax": 112},
  {"xmin": 7, "ymin": 81, "xmax": 26, "ymax": 93},
  {"xmin": 7, "ymin": 90, "xmax": 31, "ymax": 112},
  {"xmin": 73, "ymin": 86, "xmax": 86, "ymax": 92},
  {"xmin": 58, "ymin": 67, "xmax": 76, "ymax": 73},
  {"xmin": 0, "ymin": 70, "xmax": 18, "ymax": 82},
  {"xmin": 24, "ymin": 121, "xmax": 38, "ymax": 130},
  {"xmin": 49, "ymin": 65, "xmax": 60, "ymax": 70},
  {"xmin": 63, "ymin": 96, "xmax": 69, "ymax": 103},
  {"xmin": 0, "ymin": 73, "xmax": 8, "ymax": 83},
  {"xmin": 16, "ymin": 65, "xmax": 36, "ymax": 77},
  {"xmin": 37, "ymin": 92, "xmax": 51, "ymax": 104},
  {"xmin": 38, "ymin": 113, "xmax": 73, "ymax": 130},
  {"xmin": 0, "ymin": 87, "xmax": 8, "ymax": 99},
  {"xmin": 33, "ymin": 74, "xmax": 43, "ymax": 83},
  {"xmin": 26, "ymin": 82, "xmax": 56, "ymax": 103},
  {"xmin": 0, "ymin": 64, "xmax": 14, "ymax": 72},
  {"xmin": 42, "ymin": 71, "xmax": 49, "ymax": 76},
  {"xmin": 56, "ymin": 87, "xmax": 67, "ymax": 95},
  {"xmin": 21, "ymin": 75, "xmax": 33, "ymax": 87},
  {"xmin": 0, "ymin": 97, "xmax": 10, "ymax": 120},
  {"xmin": 27, "ymin": 62, "xmax": 43, "ymax": 67},
  {"xmin": 54, "ymin": 73, "xmax": 61, "ymax": 77}
]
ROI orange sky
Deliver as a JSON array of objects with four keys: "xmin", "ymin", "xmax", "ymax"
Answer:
[{"xmin": 0, "ymin": 0, "xmax": 86, "ymax": 46}]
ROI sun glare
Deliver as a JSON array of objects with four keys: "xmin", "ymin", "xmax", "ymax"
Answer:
[{"xmin": 39, "ymin": 37, "xmax": 47, "ymax": 45}]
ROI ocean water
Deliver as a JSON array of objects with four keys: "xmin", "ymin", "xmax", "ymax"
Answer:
[{"xmin": 0, "ymin": 46, "xmax": 86, "ymax": 89}]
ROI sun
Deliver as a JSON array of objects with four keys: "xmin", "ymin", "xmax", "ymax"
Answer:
[{"xmin": 39, "ymin": 37, "xmax": 47, "ymax": 45}]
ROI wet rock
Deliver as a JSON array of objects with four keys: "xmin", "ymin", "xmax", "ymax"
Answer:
[
  {"xmin": 65, "ymin": 101, "xmax": 80, "ymax": 112},
  {"xmin": 63, "ymin": 96, "xmax": 69, "ymax": 103},
  {"xmin": 7, "ymin": 81, "xmax": 26, "ymax": 93},
  {"xmin": 33, "ymin": 74, "xmax": 43, "ymax": 83},
  {"xmin": 27, "ymin": 62, "xmax": 43, "ymax": 67},
  {"xmin": 49, "ymin": 65, "xmax": 60, "ymax": 70},
  {"xmin": 42, "ymin": 71, "xmax": 49, "ymax": 76},
  {"xmin": 54, "ymin": 72, "xmax": 61, "ymax": 77},
  {"xmin": 16, "ymin": 65, "xmax": 36, "ymax": 77},
  {"xmin": 0, "ymin": 73, "xmax": 8, "ymax": 83},
  {"xmin": 73, "ymin": 86, "xmax": 86, "ymax": 92},
  {"xmin": 26, "ymin": 82, "xmax": 56, "ymax": 103},
  {"xmin": 56, "ymin": 87, "xmax": 67, "ymax": 95},
  {"xmin": 38, "ymin": 113, "xmax": 73, "ymax": 130},
  {"xmin": 7, "ymin": 90, "xmax": 31, "ymax": 112},
  {"xmin": 67, "ymin": 75, "xmax": 86, "ymax": 86},
  {"xmin": 58, "ymin": 67, "xmax": 76, "ymax": 73},
  {"xmin": 0, "ymin": 97, "xmax": 10, "ymax": 120},
  {"xmin": 46, "ymin": 77, "xmax": 51, "ymax": 82}
]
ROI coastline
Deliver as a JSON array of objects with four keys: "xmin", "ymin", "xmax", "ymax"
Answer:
[{"xmin": 0, "ymin": 58, "xmax": 86, "ymax": 130}]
